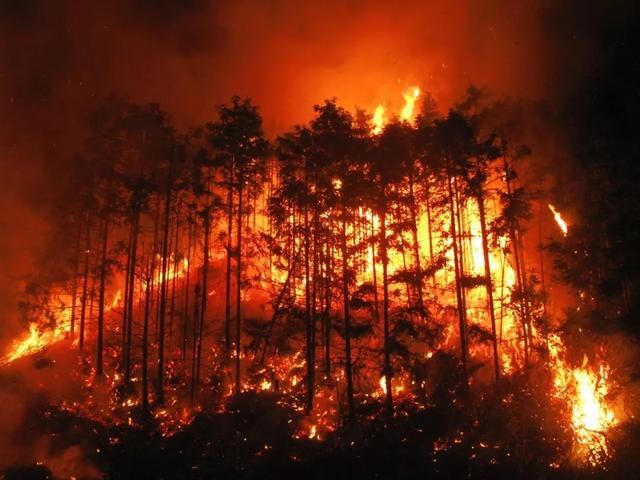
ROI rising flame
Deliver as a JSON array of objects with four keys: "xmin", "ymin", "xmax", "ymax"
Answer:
[
  {"xmin": 370, "ymin": 85, "xmax": 420, "ymax": 134},
  {"xmin": 152, "ymin": 255, "xmax": 189, "ymax": 285},
  {"xmin": 400, "ymin": 86, "xmax": 420, "ymax": 122},
  {"xmin": 548, "ymin": 204, "xmax": 568, "ymax": 236},
  {"xmin": 548, "ymin": 335, "xmax": 617, "ymax": 465},
  {"xmin": 372, "ymin": 104, "xmax": 386, "ymax": 135}
]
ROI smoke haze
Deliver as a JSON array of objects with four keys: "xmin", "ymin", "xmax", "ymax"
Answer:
[{"xmin": 0, "ymin": 0, "xmax": 629, "ymax": 340}]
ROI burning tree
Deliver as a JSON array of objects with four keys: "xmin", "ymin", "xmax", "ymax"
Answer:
[{"xmin": 0, "ymin": 87, "xmax": 627, "ymax": 477}]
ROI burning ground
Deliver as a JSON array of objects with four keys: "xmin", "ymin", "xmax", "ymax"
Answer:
[{"xmin": 2, "ymin": 1, "xmax": 640, "ymax": 479}]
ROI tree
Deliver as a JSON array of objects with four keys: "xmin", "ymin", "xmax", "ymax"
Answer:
[
  {"xmin": 208, "ymin": 96, "xmax": 269, "ymax": 394},
  {"xmin": 309, "ymin": 99, "xmax": 363, "ymax": 419}
]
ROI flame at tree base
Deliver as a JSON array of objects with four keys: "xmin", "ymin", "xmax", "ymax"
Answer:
[{"xmin": 548, "ymin": 334, "xmax": 617, "ymax": 466}]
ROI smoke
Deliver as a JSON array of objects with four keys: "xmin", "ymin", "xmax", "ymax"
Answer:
[
  {"xmin": 0, "ymin": 0, "xmax": 629, "ymax": 341},
  {"xmin": 0, "ymin": 2, "xmax": 637, "ymax": 476},
  {"xmin": 0, "ymin": 341, "xmax": 102, "ymax": 478}
]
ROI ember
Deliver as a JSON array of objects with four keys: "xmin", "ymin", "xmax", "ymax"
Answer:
[{"xmin": 548, "ymin": 204, "xmax": 568, "ymax": 236}]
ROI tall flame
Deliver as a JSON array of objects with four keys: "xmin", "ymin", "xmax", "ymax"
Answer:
[
  {"xmin": 370, "ymin": 86, "xmax": 420, "ymax": 134},
  {"xmin": 372, "ymin": 104, "xmax": 386, "ymax": 135},
  {"xmin": 548, "ymin": 335, "xmax": 616, "ymax": 465},
  {"xmin": 400, "ymin": 86, "xmax": 420, "ymax": 122},
  {"xmin": 548, "ymin": 204, "xmax": 568, "ymax": 236}
]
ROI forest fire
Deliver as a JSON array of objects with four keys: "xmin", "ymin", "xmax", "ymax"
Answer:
[
  {"xmin": 0, "ymin": 321, "xmax": 69, "ymax": 366},
  {"xmin": 371, "ymin": 85, "xmax": 421, "ymax": 134},
  {"xmin": 1, "ymin": 2, "xmax": 639, "ymax": 478},
  {"xmin": 548, "ymin": 335, "xmax": 617, "ymax": 466},
  {"xmin": 400, "ymin": 86, "xmax": 421, "ymax": 121},
  {"xmin": 0, "ymin": 83, "xmax": 628, "ymax": 478}
]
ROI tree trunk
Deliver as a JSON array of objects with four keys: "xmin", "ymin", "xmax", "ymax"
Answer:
[
  {"xmin": 197, "ymin": 209, "xmax": 210, "ymax": 395},
  {"xmin": 380, "ymin": 208, "xmax": 394, "ymax": 416},
  {"xmin": 70, "ymin": 221, "xmax": 82, "ymax": 339},
  {"xmin": 225, "ymin": 159, "xmax": 234, "ymax": 353},
  {"xmin": 446, "ymin": 165, "xmax": 469, "ymax": 390},
  {"xmin": 79, "ymin": 213, "xmax": 92, "ymax": 353},
  {"xmin": 122, "ymin": 218, "xmax": 134, "ymax": 367},
  {"xmin": 142, "ymin": 258, "xmax": 151, "ymax": 415},
  {"xmin": 324, "ymin": 236, "xmax": 332, "ymax": 376},
  {"xmin": 181, "ymin": 220, "xmax": 193, "ymax": 362},
  {"xmin": 304, "ymin": 160, "xmax": 314, "ymax": 413},
  {"xmin": 502, "ymin": 151, "xmax": 530, "ymax": 366},
  {"xmin": 477, "ymin": 192, "xmax": 500, "ymax": 383},
  {"xmin": 168, "ymin": 210, "xmax": 180, "ymax": 341},
  {"xmin": 425, "ymin": 185, "xmax": 436, "ymax": 286},
  {"xmin": 96, "ymin": 217, "xmax": 109, "ymax": 377},
  {"xmin": 191, "ymin": 284, "xmax": 201, "ymax": 405},
  {"xmin": 124, "ymin": 208, "xmax": 140, "ymax": 384},
  {"xmin": 370, "ymin": 212, "xmax": 380, "ymax": 325},
  {"xmin": 341, "ymin": 201, "xmax": 355, "ymax": 420},
  {"xmin": 157, "ymin": 151, "xmax": 174, "ymax": 405},
  {"xmin": 408, "ymin": 171, "xmax": 424, "ymax": 310},
  {"xmin": 235, "ymin": 166, "xmax": 243, "ymax": 394}
]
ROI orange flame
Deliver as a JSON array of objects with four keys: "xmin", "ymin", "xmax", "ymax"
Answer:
[
  {"xmin": 548, "ymin": 334, "xmax": 616, "ymax": 465},
  {"xmin": 372, "ymin": 104, "xmax": 386, "ymax": 135},
  {"xmin": 370, "ymin": 85, "xmax": 420, "ymax": 133},
  {"xmin": 1, "ymin": 321, "xmax": 70, "ymax": 366},
  {"xmin": 400, "ymin": 86, "xmax": 420, "ymax": 122},
  {"xmin": 548, "ymin": 204, "xmax": 568, "ymax": 236}
]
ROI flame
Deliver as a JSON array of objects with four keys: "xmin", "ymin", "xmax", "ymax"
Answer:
[
  {"xmin": 400, "ymin": 86, "xmax": 420, "ymax": 122},
  {"xmin": 548, "ymin": 204, "xmax": 568, "ymax": 236},
  {"xmin": 370, "ymin": 85, "xmax": 420, "ymax": 133},
  {"xmin": 160, "ymin": 255, "xmax": 188, "ymax": 284},
  {"xmin": 260, "ymin": 379, "xmax": 272, "ymax": 391},
  {"xmin": 1, "ymin": 321, "xmax": 70, "ymax": 366},
  {"xmin": 109, "ymin": 289, "xmax": 122, "ymax": 310},
  {"xmin": 0, "ymin": 87, "xmax": 620, "ymax": 470},
  {"xmin": 378, "ymin": 374, "xmax": 407, "ymax": 397},
  {"xmin": 548, "ymin": 335, "xmax": 617, "ymax": 465},
  {"xmin": 372, "ymin": 104, "xmax": 386, "ymax": 134}
]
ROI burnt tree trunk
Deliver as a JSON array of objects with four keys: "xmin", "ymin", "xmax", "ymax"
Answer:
[
  {"xmin": 124, "ymin": 207, "xmax": 140, "ymax": 384},
  {"xmin": 79, "ymin": 213, "xmax": 92, "ymax": 353},
  {"xmin": 234, "ymin": 166, "xmax": 243, "ymax": 394},
  {"xmin": 142, "ymin": 259, "xmax": 151, "ymax": 415},
  {"xmin": 157, "ymin": 150, "xmax": 174, "ymax": 405},
  {"xmin": 341, "ymin": 201, "xmax": 355, "ymax": 420},
  {"xmin": 197, "ymin": 208, "xmax": 210, "ymax": 395},
  {"xmin": 225, "ymin": 159, "xmax": 234, "ymax": 353},
  {"xmin": 304, "ymin": 159, "xmax": 314, "ymax": 413},
  {"xmin": 477, "ymin": 191, "xmax": 500, "ymax": 383},
  {"xmin": 96, "ymin": 217, "xmax": 109, "ymax": 377},
  {"xmin": 502, "ymin": 150, "xmax": 530, "ymax": 366},
  {"xmin": 446, "ymin": 163, "xmax": 469, "ymax": 390},
  {"xmin": 370, "ymin": 212, "xmax": 380, "ymax": 325},
  {"xmin": 181, "ymin": 220, "xmax": 193, "ymax": 361},
  {"xmin": 168, "ymin": 210, "xmax": 180, "ymax": 341},
  {"xmin": 70, "ymin": 221, "xmax": 82, "ymax": 339},
  {"xmin": 408, "ymin": 171, "xmax": 424, "ymax": 309},
  {"xmin": 380, "ymin": 208, "xmax": 394, "ymax": 416},
  {"xmin": 191, "ymin": 284, "xmax": 201, "ymax": 405}
]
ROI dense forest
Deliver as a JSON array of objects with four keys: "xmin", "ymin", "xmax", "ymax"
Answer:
[
  {"xmin": 0, "ymin": 84, "xmax": 638, "ymax": 479},
  {"xmin": 2, "ymin": 1, "xmax": 640, "ymax": 479}
]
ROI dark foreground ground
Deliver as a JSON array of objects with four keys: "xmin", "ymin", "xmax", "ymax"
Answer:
[{"xmin": 2, "ymin": 386, "xmax": 640, "ymax": 480}]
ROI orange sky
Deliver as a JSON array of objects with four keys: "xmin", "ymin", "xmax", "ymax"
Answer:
[{"xmin": 0, "ymin": 0, "xmax": 601, "ymax": 339}]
